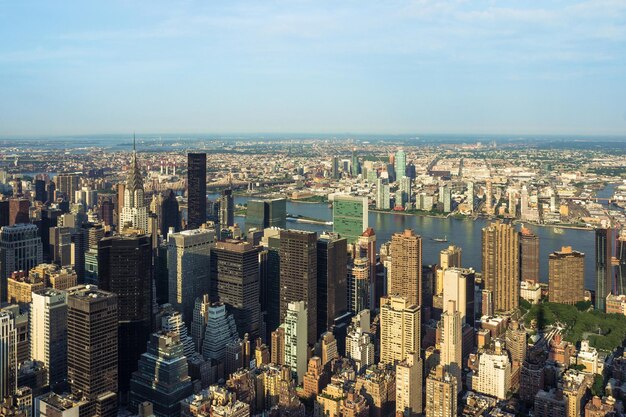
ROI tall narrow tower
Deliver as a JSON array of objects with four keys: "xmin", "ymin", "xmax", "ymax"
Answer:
[
  {"xmin": 482, "ymin": 222, "xmax": 519, "ymax": 312},
  {"xmin": 120, "ymin": 135, "xmax": 148, "ymax": 232},
  {"xmin": 389, "ymin": 229, "xmax": 423, "ymax": 306},
  {"xmin": 187, "ymin": 153, "xmax": 207, "ymax": 230}
]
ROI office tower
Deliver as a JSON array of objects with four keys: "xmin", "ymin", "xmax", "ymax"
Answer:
[
  {"xmin": 187, "ymin": 153, "xmax": 207, "ymax": 230},
  {"xmin": 396, "ymin": 351, "xmax": 422, "ymax": 417},
  {"xmin": 441, "ymin": 300, "xmax": 462, "ymax": 394},
  {"xmin": 191, "ymin": 294, "xmax": 210, "ymax": 353},
  {"xmin": 316, "ymin": 233, "xmax": 347, "ymax": 336},
  {"xmin": 279, "ymin": 230, "xmax": 317, "ymax": 345},
  {"xmin": 201, "ymin": 303, "xmax": 238, "ymax": 363},
  {"xmin": 356, "ymin": 228, "xmax": 377, "ymax": 308},
  {"xmin": 1, "ymin": 305, "xmax": 28, "ymax": 365},
  {"xmin": 117, "ymin": 183, "xmax": 125, "ymax": 227},
  {"xmin": 9, "ymin": 198, "xmax": 30, "ymax": 225},
  {"xmin": 99, "ymin": 234, "xmax": 153, "ymax": 393},
  {"xmin": 49, "ymin": 226, "xmax": 72, "ymax": 267},
  {"xmin": 425, "ymin": 365, "xmax": 457, "ymax": 417},
  {"xmin": 30, "ymin": 288, "xmax": 67, "ymax": 389},
  {"xmin": 34, "ymin": 179, "xmax": 46, "ymax": 203},
  {"xmin": 466, "ymin": 181, "xmax": 475, "ymax": 212},
  {"xmin": 348, "ymin": 258, "xmax": 369, "ymax": 313},
  {"xmin": 389, "ymin": 229, "xmax": 422, "ymax": 306},
  {"xmin": 379, "ymin": 295, "xmax": 420, "ymax": 365},
  {"xmin": 442, "ymin": 186, "xmax": 452, "ymax": 213},
  {"xmin": 55, "ymin": 174, "xmax": 80, "ymax": 202},
  {"xmin": 520, "ymin": 227, "xmax": 540, "ymax": 283},
  {"xmin": 437, "ymin": 245, "xmax": 462, "ymax": 295},
  {"xmin": 508, "ymin": 188, "xmax": 517, "ymax": 217},
  {"xmin": 129, "ymin": 332, "xmax": 193, "ymax": 417},
  {"xmin": 375, "ymin": 178, "xmax": 390, "ymax": 210},
  {"xmin": 160, "ymin": 191, "xmax": 181, "ymax": 235},
  {"xmin": 160, "ymin": 308, "xmax": 195, "ymax": 357},
  {"xmin": 470, "ymin": 341, "xmax": 511, "ymax": 400},
  {"xmin": 333, "ymin": 195, "xmax": 368, "ymax": 244},
  {"xmin": 399, "ymin": 176, "xmax": 412, "ymax": 208},
  {"xmin": 549, "ymin": 246, "xmax": 585, "ymax": 305},
  {"xmin": 67, "ymin": 285, "xmax": 118, "ymax": 400},
  {"xmin": 284, "ymin": 301, "xmax": 307, "ymax": 384},
  {"xmin": 394, "ymin": 150, "xmax": 406, "ymax": 183},
  {"xmin": 350, "ymin": 149, "xmax": 359, "ymax": 177},
  {"xmin": 0, "ymin": 311, "xmax": 17, "ymax": 401},
  {"xmin": 210, "ymin": 240, "xmax": 261, "ymax": 339},
  {"xmin": 150, "ymin": 193, "xmax": 164, "ymax": 231},
  {"xmin": 99, "ymin": 199, "xmax": 115, "ymax": 227},
  {"xmin": 0, "ymin": 200, "xmax": 8, "ymax": 228},
  {"xmin": 0, "ymin": 224, "xmax": 43, "ymax": 303},
  {"xmin": 120, "ymin": 139, "xmax": 148, "ymax": 232},
  {"xmin": 168, "ymin": 229, "xmax": 214, "ymax": 323},
  {"xmin": 442, "ymin": 267, "xmax": 475, "ymax": 326},
  {"xmin": 245, "ymin": 198, "xmax": 286, "ymax": 233},
  {"xmin": 46, "ymin": 181, "xmax": 56, "ymax": 203},
  {"xmin": 481, "ymin": 222, "xmax": 520, "ymax": 313},
  {"xmin": 345, "ymin": 311, "xmax": 375, "ymax": 372},
  {"xmin": 271, "ymin": 326, "xmax": 285, "ymax": 365},
  {"xmin": 7, "ymin": 271, "xmax": 44, "ymax": 305},
  {"xmin": 219, "ymin": 189, "xmax": 234, "ymax": 228},
  {"xmin": 332, "ymin": 157, "xmax": 340, "ymax": 179},
  {"xmin": 618, "ymin": 233, "xmax": 626, "ymax": 297},
  {"xmin": 596, "ymin": 227, "xmax": 616, "ymax": 311}
]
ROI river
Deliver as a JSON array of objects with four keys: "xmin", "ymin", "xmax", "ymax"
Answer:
[{"xmin": 209, "ymin": 192, "xmax": 602, "ymax": 290}]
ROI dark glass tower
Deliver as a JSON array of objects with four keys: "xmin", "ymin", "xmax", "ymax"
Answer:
[
  {"xmin": 617, "ymin": 234, "xmax": 626, "ymax": 296},
  {"xmin": 34, "ymin": 180, "xmax": 47, "ymax": 203},
  {"xmin": 210, "ymin": 240, "xmax": 261, "ymax": 339},
  {"xmin": 595, "ymin": 227, "xmax": 616, "ymax": 311},
  {"xmin": 161, "ymin": 190, "xmax": 181, "ymax": 234},
  {"xmin": 245, "ymin": 198, "xmax": 286, "ymax": 233},
  {"xmin": 219, "ymin": 189, "xmax": 234, "ymax": 228},
  {"xmin": 316, "ymin": 234, "xmax": 347, "ymax": 338},
  {"xmin": 186, "ymin": 153, "xmax": 207, "ymax": 230},
  {"xmin": 98, "ymin": 234, "xmax": 153, "ymax": 394}
]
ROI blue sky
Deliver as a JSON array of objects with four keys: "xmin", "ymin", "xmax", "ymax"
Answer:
[{"xmin": 1, "ymin": 0, "xmax": 625, "ymax": 136}]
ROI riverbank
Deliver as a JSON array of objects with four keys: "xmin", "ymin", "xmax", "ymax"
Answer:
[{"xmin": 369, "ymin": 208, "xmax": 453, "ymax": 219}]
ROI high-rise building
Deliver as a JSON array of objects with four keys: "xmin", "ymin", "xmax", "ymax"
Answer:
[
  {"xmin": 284, "ymin": 301, "xmax": 307, "ymax": 384},
  {"xmin": 30, "ymin": 288, "xmax": 67, "ymax": 389},
  {"xmin": 49, "ymin": 226, "xmax": 72, "ymax": 267},
  {"xmin": 0, "ymin": 224, "xmax": 43, "ymax": 303},
  {"xmin": 425, "ymin": 365, "xmax": 457, "ymax": 417},
  {"xmin": 245, "ymin": 199, "xmax": 287, "ymax": 234},
  {"xmin": 395, "ymin": 351, "xmax": 422, "ymax": 417},
  {"xmin": 9, "ymin": 198, "xmax": 30, "ymax": 225},
  {"xmin": 549, "ymin": 246, "xmax": 585, "ymax": 305},
  {"xmin": 201, "ymin": 303, "xmax": 238, "ymax": 364},
  {"xmin": 34, "ymin": 179, "xmax": 47, "ymax": 203},
  {"xmin": 120, "ymin": 139, "xmax": 148, "ymax": 232},
  {"xmin": 55, "ymin": 174, "xmax": 80, "ymax": 203},
  {"xmin": 129, "ymin": 332, "xmax": 194, "ymax": 417},
  {"xmin": 332, "ymin": 157, "xmax": 340, "ymax": 179},
  {"xmin": 379, "ymin": 295, "xmax": 420, "ymax": 365},
  {"xmin": 466, "ymin": 182, "xmax": 475, "ymax": 213},
  {"xmin": 279, "ymin": 230, "xmax": 317, "ymax": 345},
  {"xmin": 161, "ymin": 190, "xmax": 181, "ymax": 235},
  {"xmin": 99, "ymin": 234, "xmax": 153, "ymax": 393},
  {"xmin": 168, "ymin": 229, "xmax": 214, "ymax": 323},
  {"xmin": 333, "ymin": 195, "xmax": 368, "ymax": 244},
  {"xmin": 356, "ymin": 228, "xmax": 377, "ymax": 308},
  {"xmin": 441, "ymin": 300, "xmax": 462, "ymax": 394},
  {"xmin": 347, "ymin": 257, "xmax": 369, "ymax": 314},
  {"xmin": 389, "ymin": 229, "xmax": 422, "ymax": 306},
  {"xmin": 482, "ymin": 222, "xmax": 520, "ymax": 313},
  {"xmin": 436, "ymin": 245, "xmax": 462, "ymax": 296},
  {"xmin": 595, "ymin": 227, "xmax": 616, "ymax": 311},
  {"xmin": 316, "ymin": 233, "xmax": 347, "ymax": 337},
  {"xmin": 191, "ymin": 294, "xmax": 210, "ymax": 352},
  {"xmin": 376, "ymin": 178, "xmax": 390, "ymax": 210},
  {"xmin": 270, "ymin": 325, "xmax": 285, "ymax": 365},
  {"xmin": 160, "ymin": 308, "xmax": 195, "ymax": 357},
  {"xmin": 394, "ymin": 150, "xmax": 406, "ymax": 183},
  {"xmin": 210, "ymin": 240, "xmax": 261, "ymax": 339},
  {"xmin": 219, "ymin": 189, "xmax": 234, "ymax": 228},
  {"xmin": 399, "ymin": 177, "xmax": 412, "ymax": 208},
  {"xmin": 520, "ymin": 227, "xmax": 540, "ymax": 283},
  {"xmin": 0, "ymin": 305, "xmax": 28, "ymax": 366},
  {"xmin": 617, "ymin": 233, "xmax": 626, "ymax": 296},
  {"xmin": 67, "ymin": 285, "xmax": 118, "ymax": 400},
  {"xmin": 442, "ymin": 267, "xmax": 475, "ymax": 326},
  {"xmin": 345, "ymin": 311, "xmax": 375, "ymax": 372},
  {"xmin": 470, "ymin": 340, "xmax": 511, "ymax": 400},
  {"xmin": 441, "ymin": 186, "xmax": 451, "ymax": 213},
  {"xmin": 187, "ymin": 153, "xmax": 207, "ymax": 230},
  {"xmin": 0, "ymin": 311, "xmax": 17, "ymax": 401}
]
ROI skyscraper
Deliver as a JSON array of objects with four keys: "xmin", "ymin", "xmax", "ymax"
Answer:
[
  {"xmin": 201, "ymin": 302, "xmax": 238, "ymax": 363},
  {"xmin": 482, "ymin": 222, "xmax": 520, "ymax": 313},
  {"xmin": 394, "ymin": 150, "xmax": 406, "ymax": 182},
  {"xmin": 0, "ymin": 224, "xmax": 43, "ymax": 303},
  {"xmin": 67, "ymin": 285, "xmax": 118, "ymax": 400},
  {"xmin": 30, "ymin": 288, "xmax": 67, "ymax": 390},
  {"xmin": 332, "ymin": 157, "xmax": 340, "ymax": 179},
  {"xmin": 316, "ymin": 233, "xmax": 347, "ymax": 337},
  {"xmin": 425, "ymin": 365, "xmax": 457, "ymax": 417},
  {"xmin": 595, "ymin": 227, "xmax": 616, "ymax": 311},
  {"xmin": 55, "ymin": 174, "xmax": 80, "ymax": 203},
  {"xmin": 210, "ymin": 239, "xmax": 261, "ymax": 339},
  {"xmin": 120, "ymin": 138, "xmax": 148, "ymax": 232},
  {"xmin": 279, "ymin": 230, "xmax": 317, "ymax": 345},
  {"xmin": 347, "ymin": 257, "xmax": 369, "ymax": 314},
  {"xmin": 395, "ymin": 351, "xmax": 422, "ymax": 417},
  {"xmin": 187, "ymin": 153, "xmax": 207, "ymax": 230},
  {"xmin": 442, "ymin": 268, "xmax": 475, "ymax": 326},
  {"xmin": 549, "ymin": 246, "xmax": 585, "ymax": 305},
  {"xmin": 8, "ymin": 198, "xmax": 30, "ymax": 225},
  {"xmin": 245, "ymin": 198, "xmax": 287, "ymax": 233},
  {"xmin": 99, "ymin": 234, "xmax": 153, "ymax": 393},
  {"xmin": 333, "ymin": 195, "xmax": 368, "ymax": 244},
  {"xmin": 389, "ymin": 229, "xmax": 422, "ymax": 306},
  {"xmin": 617, "ymin": 233, "xmax": 626, "ymax": 297},
  {"xmin": 441, "ymin": 300, "xmax": 462, "ymax": 394},
  {"xmin": 191, "ymin": 294, "xmax": 210, "ymax": 352},
  {"xmin": 161, "ymin": 190, "xmax": 181, "ymax": 235},
  {"xmin": 379, "ymin": 295, "xmax": 420, "ymax": 365},
  {"xmin": 167, "ymin": 229, "xmax": 214, "ymax": 323},
  {"xmin": 520, "ymin": 227, "xmax": 540, "ymax": 283},
  {"xmin": 375, "ymin": 178, "xmax": 390, "ymax": 210},
  {"xmin": 284, "ymin": 301, "xmax": 308, "ymax": 384},
  {"xmin": 219, "ymin": 189, "xmax": 234, "ymax": 228},
  {"xmin": 436, "ymin": 245, "xmax": 462, "ymax": 296},
  {"xmin": 0, "ymin": 311, "xmax": 17, "ymax": 401},
  {"xmin": 466, "ymin": 181, "xmax": 475, "ymax": 213},
  {"xmin": 129, "ymin": 332, "xmax": 193, "ymax": 417}
]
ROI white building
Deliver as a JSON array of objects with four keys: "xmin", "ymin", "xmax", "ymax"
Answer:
[
  {"xmin": 376, "ymin": 178, "xmax": 390, "ymax": 210},
  {"xmin": 470, "ymin": 340, "xmax": 511, "ymax": 400},
  {"xmin": 396, "ymin": 351, "xmax": 422, "ymax": 417},
  {"xmin": 284, "ymin": 301, "xmax": 307, "ymax": 384},
  {"xmin": 0, "ymin": 311, "xmax": 17, "ymax": 400},
  {"xmin": 345, "ymin": 310, "xmax": 375, "ymax": 371},
  {"xmin": 441, "ymin": 300, "xmax": 463, "ymax": 394},
  {"xmin": 30, "ymin": 288, "xmax": 67, "ymax": 388},
  {"xmin": 520, "ymin": 280, "xmax": 541, "ymax": 304},
  {"xmin": 167, "ymin": 229, "xmax": 214, "ymax": 323},
  {"xmin": 120, "ymin": 140, "xmax": 148, "ymax": 232},
  {"xmin": 442, "ymin": 267, "xmax": 472, "ymax": 325}
]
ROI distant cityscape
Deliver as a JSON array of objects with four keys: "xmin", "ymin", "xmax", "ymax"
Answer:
[{"xmin": 1, "ymin": 135, "xmax": 626, "ymax": 417}]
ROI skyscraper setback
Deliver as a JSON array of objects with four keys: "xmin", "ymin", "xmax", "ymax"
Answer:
[
  {"xmin": 482, "ymin": 222, "xmax": 520, "ymax": 313},
  {"xmin": 187, "ymin": 153, "xmax": 207, "ymax": 230}
]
